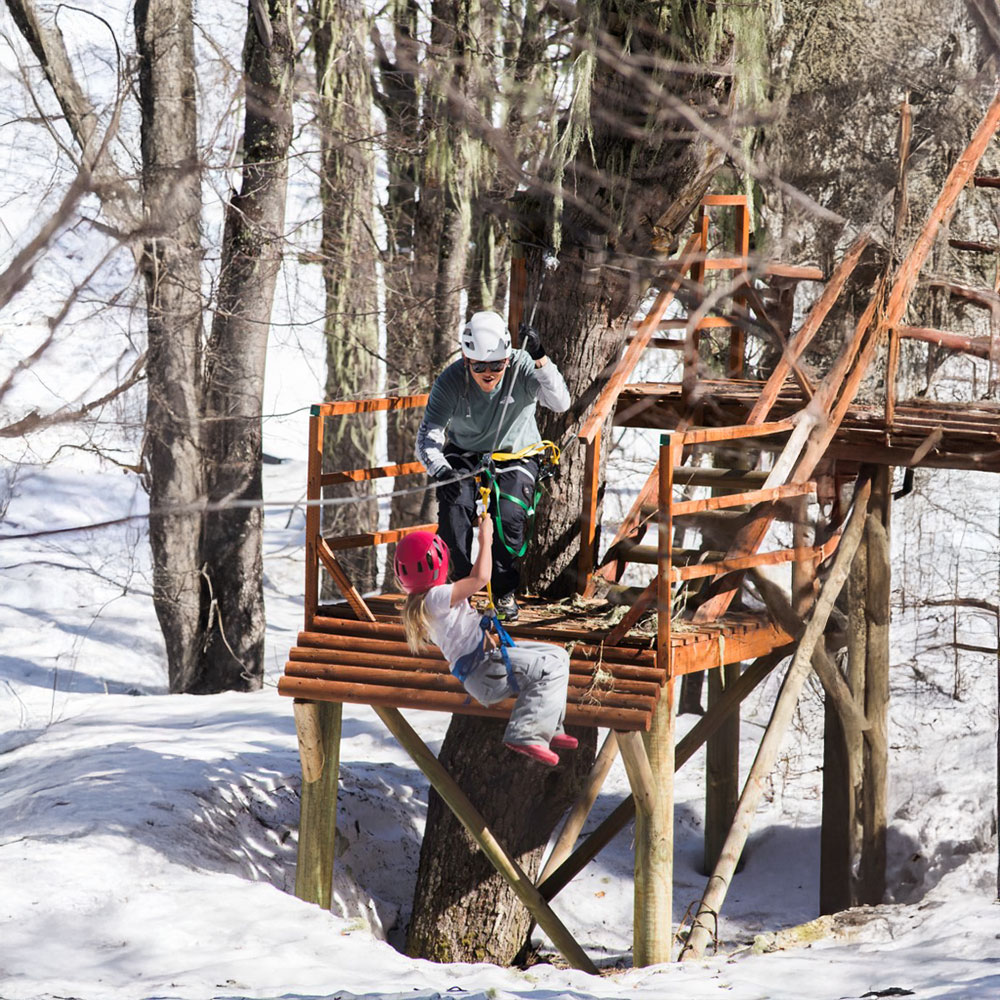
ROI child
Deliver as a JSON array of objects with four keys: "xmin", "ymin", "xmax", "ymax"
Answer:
[{"xmin": 395, "ymin": 519, "xmax": 577, "ymax": 766}]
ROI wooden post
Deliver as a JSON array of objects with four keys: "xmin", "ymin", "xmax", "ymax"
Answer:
[
  {"xmin": 633, "ymin": 433, "xmax": 677, "ymax": 966},
  {"xmin": 821, "ymin": 467, "xmax": 890, "ymax": 910},
  {"xmin": 294, "ymin": 699, "xmax": 342, "ymax": 909},
  {"xmin": 859, "ymin": 468, "xmax": 891, "ymax": 901},
  {"xmin": 704, "ymin": 661, "xmax": 740, "ymax": 873},
  {"xmin": 372, "ymin": 705, "xmax": 597, "ymax": 974},
  {"xmin": 578, "ymin": 430, "xmax": 601, "ymax": 595},
  {"xmin": 728, "ymin": 198, "xmax": 749, "ymax": 378},
  {"xmin": 820, "ymin": 513, "xmax": 865, "ymax": 913},
  {"xmin": 305, "ymin": 411, "xmax": 324, "ymax": 627}
]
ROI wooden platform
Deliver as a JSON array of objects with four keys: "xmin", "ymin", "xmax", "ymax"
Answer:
[
  {"xmin": 277, "ymin": 595, "xmax": 793, "ymax": 731},
  {"xmin": 615, "ymin": 379, "xmax": 1000, "ymax": 472}
]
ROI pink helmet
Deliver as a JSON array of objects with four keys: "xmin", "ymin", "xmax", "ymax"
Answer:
[{"xmin": 394, "ymin": 531, "xmax": 449, "ymax": 593}]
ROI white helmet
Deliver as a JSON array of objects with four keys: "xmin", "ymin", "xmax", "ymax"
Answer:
[{"xmin": 460, "ymin": 310, "xmax": 511, "ymax": 362}]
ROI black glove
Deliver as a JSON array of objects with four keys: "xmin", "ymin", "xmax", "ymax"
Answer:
[
  {"xmin": 518, "ymin": 322, "xmax": 546, "ymax": 361},
  {"xmin": 431, "ymin": 465, "xmax": 454, "ymax": 483}
]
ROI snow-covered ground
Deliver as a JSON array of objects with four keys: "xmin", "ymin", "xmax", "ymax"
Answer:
[{"xmin": 2, "ymin": 304, "xmax": 999, "ymax": 1000}]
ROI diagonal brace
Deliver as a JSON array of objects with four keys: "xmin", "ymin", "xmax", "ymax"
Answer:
[{"xmin": 371, "ymin": 705, "xmax": 597, "ymax": 974}]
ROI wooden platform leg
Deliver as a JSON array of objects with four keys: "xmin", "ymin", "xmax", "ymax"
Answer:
[
  {"xmin": 631, "ymin": 681, "xmax": 676, "ymax": 966},
  {"xmin": 860, "ymin": 469, "xmax": 891, "ymax": 901},
  {"xmin": 294, "ymin": 699, "xmax": 342, "ymax": 909},
  {"xmin": 371, "ymin": 704, "xmax": 597, "ymax": 974},
  {"xmin": 820, "ymin": 467, "xmax": 890, "ymax": 911},
  {"xmin": 704, "ymin": 661, "xmax": 740, "ymax": 873}
]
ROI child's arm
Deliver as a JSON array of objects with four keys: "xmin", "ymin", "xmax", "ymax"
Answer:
[{"xmin": 449, "ymin": 517, "xmax": 493, "ymax": 607}]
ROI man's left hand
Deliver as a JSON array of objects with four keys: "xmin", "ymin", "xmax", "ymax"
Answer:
[{"xmin": 518, "ymin": 322, "xmax": 546, "ymax": 361}]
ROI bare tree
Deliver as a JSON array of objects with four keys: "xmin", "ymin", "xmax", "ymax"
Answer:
[
  {"xmin": 8, "ymin": 0, "xmax": 296, "ymax": 692},
  {"xmin": 311, "ymin": 0, "xmax": 380, "ymax": 591}
]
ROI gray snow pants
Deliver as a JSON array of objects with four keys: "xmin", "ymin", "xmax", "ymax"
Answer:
[{"xmin": 459, "ymin": 639, "xmax": 570, "ymax": 746}]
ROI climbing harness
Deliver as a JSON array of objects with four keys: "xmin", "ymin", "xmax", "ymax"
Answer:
[
  {"xmin": 475, "ymin": 440, "xmax": 561, "ymax": 558},
  {"xmin": 450, "ymin": 602, "xmax": 520, "ymax": 694}
]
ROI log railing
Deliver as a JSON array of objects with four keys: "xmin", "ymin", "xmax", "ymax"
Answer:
[
  {"xmin": 305, "ymin": 397, "xmax": 431, "ymax": 627},
  {"xmin": 603, "ymin": 422, "xmax": 829, "ymax": 661}
]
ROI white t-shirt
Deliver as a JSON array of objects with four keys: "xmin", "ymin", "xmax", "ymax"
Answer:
[{"xmin": 423, "ymin": 584, "xmax": 484, "ymax": 665}]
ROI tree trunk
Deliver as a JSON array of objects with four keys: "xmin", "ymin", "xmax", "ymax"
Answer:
[
  {"xmin": 406, "ymin": 716, "xmax": 594, "ymax": 964},
  {"xmin": 376, "ymin": 0, "xmax": 445, "ymax": 584},
  {"xmin": 313, "ymin": 0, "xmax": 380, "ymax": 592},
  {"xmin": 199, "ymin": 0, "xmax": 295, "ymax": 692},
  {"xmin": 134, "ymin": 0, "xmax": 206, "ymax": 693}
]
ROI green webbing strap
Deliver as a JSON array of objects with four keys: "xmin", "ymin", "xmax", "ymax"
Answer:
[{"xmin": 481, "ymin": 464, "xmax": 545, "ymax": 558}]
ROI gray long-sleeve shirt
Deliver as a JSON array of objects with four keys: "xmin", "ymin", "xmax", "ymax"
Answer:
[{"xmin": 415, "ymin": 351, "xmax": 570, "ymax": 476}]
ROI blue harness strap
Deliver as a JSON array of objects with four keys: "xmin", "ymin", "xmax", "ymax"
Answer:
[{"xmin": 450, "ymin": 614, "xmax": 519, "ymax": 693}]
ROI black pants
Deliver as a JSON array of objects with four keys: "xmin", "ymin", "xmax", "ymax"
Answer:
[{"xmin": 436, "ymin": 444, "xmax": 539, "ymax": 598}]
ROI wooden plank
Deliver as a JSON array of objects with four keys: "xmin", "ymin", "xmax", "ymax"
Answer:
[
  {"xmin": 671, "ymin": 481, "xmax": 815, "ymax": 516},
  {"xmin": 578, "ymin": 234, "xmax": 702, "ymax": 443},
  {"xmin": 670, "ymin": 623, "xmax": 792, "ymax": 676},
  {"xmin": 701, "ymin": 194, "xmax": 748, "ymax": 206},
  {"xmin": 323, "ymin": 523, "xmax": 438, "ymax": 552},
  {"xmin": 679, "ymin": 419, "xmax": 794, "ymax": 445},
  {"xmin": 285, "ymin": 659, "xmax": 662, "ymax": 703},
  {"xmin": 673, "ymin": 538, "xmax": 838, "ymax": 583},
  {"xmin": 372, "ymin": 705, "xmax": 598, "ymax": 974},
  {"xmin": 311, "ymin": 394, "xmax": 429, "ymax": 417},
  {"xmin": 316, "ymin": 539, "xmax": 376, "ymax": 622},
  {"xmin": 298, "ymin": 628, "xmax": 661, "ymax": 670},
  {"xmin": 278, "ymin": 675, "xmax": 654, "ymax": 731},
  {"xmin": 321, "ymin": 461, "xmax": 425, "ymax": 487}
]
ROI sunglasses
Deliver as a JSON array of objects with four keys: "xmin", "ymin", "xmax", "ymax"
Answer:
[{"xmin": 469, "ymin": 359, "xmax": 507, "ymax": 374}]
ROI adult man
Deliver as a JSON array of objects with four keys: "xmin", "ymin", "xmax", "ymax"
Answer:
[{"xmin": 415, "ymin": 310, "xmax": 570, "ymax": 621}]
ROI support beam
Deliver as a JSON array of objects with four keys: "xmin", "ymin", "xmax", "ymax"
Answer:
[
  {"xmin": 704, "ymin": 662, "xmax": 740, "ymax": 873},
  {"xmin": 294, "ymin": 700, "xmax": 342, "ymax": 910},
  {"xmin": 371, "ymin": 705, "xmax": 597, "ymax": 974},
  {"xmin": 537, "ymin": 652, "xmax": 786, "ymax": 904},
  {"xmin": 859, "ymin": 471, "xmax": 891, "ymax": 901},
  {"xmin": 537, "ymin": 732, "xmax": 619, "ymax": 885}
]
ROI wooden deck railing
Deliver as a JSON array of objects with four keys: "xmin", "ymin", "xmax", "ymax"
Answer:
[{"xmin": 305, "ymin": 397, "xmax": 431, "ymax": 627}]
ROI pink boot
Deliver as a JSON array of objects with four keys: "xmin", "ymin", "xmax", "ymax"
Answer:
[
  {"xmin": 550, "ymin": 733, "xmax": 579, "ymax": 750},
  {"xmin": 505, "ymin": 741, "xmax": 559, "ymax": 766}
]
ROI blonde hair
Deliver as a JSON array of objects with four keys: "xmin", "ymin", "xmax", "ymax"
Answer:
[{"xmin": 401, "ymin": 590, "xmax": 432, "ymax": 653}]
